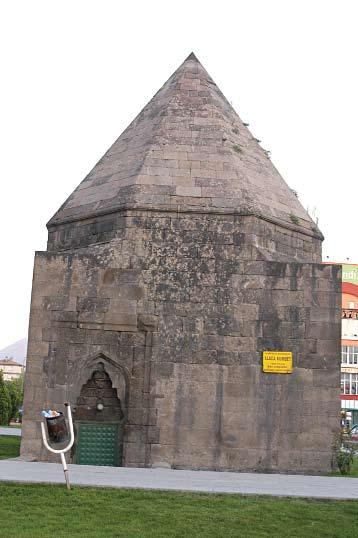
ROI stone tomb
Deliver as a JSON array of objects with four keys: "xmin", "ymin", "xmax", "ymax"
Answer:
[{"xmin": 21, "ymin": 53, "xmax": 341, "ymax": 473}]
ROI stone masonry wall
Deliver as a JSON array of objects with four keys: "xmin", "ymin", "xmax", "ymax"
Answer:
[
  {"xmin": 47, "ymin": 211, "xmax": 322, "ymax": 263},
  {"xmin": 22, "ymin": 211, "xmax": 340, "ymax": 473}
]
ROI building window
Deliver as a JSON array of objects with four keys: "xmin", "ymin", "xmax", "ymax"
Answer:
[
  {"xmin": 353, "ymin": 376, "xmax": 358, "ymax": 395},
  {"xmin": 341, "ymin": 372, "xmax": 358, "ymax": 395},
  {"xmin": 341, "ymin": 345, "xmax": 358, "ymax": 365}
]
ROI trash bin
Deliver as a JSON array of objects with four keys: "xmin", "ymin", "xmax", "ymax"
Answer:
[{"xmin": 46, "ymin": 412, "xmax": 68, "ymax": 443}]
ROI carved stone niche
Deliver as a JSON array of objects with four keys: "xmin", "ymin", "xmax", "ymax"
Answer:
[
  {"xmin": 68, "ymin": 352, "xmax": 130, "ymax": 420},
  {"xmin": 75, "ymin": 364, "xmax": 124, "ymax": 423}
]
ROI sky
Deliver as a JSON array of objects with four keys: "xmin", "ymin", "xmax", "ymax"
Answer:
[{"xmin": 0, "ymin": 0, "xmax": 357, "ymax": 350}]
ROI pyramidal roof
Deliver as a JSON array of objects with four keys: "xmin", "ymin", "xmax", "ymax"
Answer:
[{"xmin": 49, "ymin": 53, "xmax": 318, "ymax": 236}]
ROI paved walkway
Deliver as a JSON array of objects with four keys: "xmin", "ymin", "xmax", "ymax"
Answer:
[
  {"xmin": 0, "ymin": 427, "xmax": 21, "ymax": 437},
  {"xmin": 0, "ymin": 459, "xmax": 357, "ymax": 499}
]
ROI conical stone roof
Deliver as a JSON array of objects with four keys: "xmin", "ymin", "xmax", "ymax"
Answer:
[{"xmin": 49, "ymin": 53, "xmax": 317, "ymax": 236}]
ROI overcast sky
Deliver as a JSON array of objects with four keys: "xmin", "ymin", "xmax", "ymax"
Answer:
[{"xmin": 0, "ymin": 0, "xmax": 357, "ymax": 350}]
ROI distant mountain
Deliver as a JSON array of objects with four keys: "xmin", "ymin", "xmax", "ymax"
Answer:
[{"xmin": 0, "ymin": 338, "xmax": 27, "ymax": 365}]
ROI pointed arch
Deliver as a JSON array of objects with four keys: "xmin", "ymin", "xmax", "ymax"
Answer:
[{"xmin": 68, "ymin": 352, "xmax": 130, "ymax": 418}]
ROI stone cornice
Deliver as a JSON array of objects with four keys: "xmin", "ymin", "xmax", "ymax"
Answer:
[{"xmin": 47, "ymin": 204, "xmax": 323, "ymax": 240}]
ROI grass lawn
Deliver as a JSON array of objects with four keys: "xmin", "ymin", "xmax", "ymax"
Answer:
[
  {"xmin": 350, "ymin": 457, "xmax": 358, "ymax": 476},
  {"xmin": 0, "ymin": 436, "xmax": 357, "ymax": 537},
  {"xmin": 0, "ymin": 483, "xmax": 357, "ymax": 538},
  {"xmin": 0, "ymin": 434, "xmax": 21, "ymax": 459}
]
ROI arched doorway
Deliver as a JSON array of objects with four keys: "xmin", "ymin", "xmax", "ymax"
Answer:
[{"xmin": 73, "ymin": 363, "xmax": 125, "ymax": 466}]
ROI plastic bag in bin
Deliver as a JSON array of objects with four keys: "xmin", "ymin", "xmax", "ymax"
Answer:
[{"xmin": 42, "ymin": 409, "xmax": 68, "ymax": 443}]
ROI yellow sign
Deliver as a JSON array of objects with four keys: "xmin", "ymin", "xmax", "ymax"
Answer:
[
  {"xmin": 341, "ymin": 366, "xmax": 358, "ymax": 374},
  {"xmin": 263, "ymin": 351, "xmax": 293, "ymax": 374}
]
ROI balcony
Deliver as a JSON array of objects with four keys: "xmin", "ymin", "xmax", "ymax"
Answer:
[
  {"xmin": 342, "ymin": 309, "xmax": 358, "ymax": 319},
  {"xmin": 342, "ymin": 316, "xmax": 358, "ymax": 340}
]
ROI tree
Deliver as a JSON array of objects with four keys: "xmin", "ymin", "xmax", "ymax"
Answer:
[
  {"xmin": 0, "ymin": 370, "xmax": 11, "ymax": 425},
  {"xmin": 6, "ymin": 373, "xmax": 24, "ymax": 423}
]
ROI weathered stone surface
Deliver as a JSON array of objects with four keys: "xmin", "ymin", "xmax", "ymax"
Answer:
[{"xmin": 21, "ymin": 54, "xmax": 341, "ymax": 474}]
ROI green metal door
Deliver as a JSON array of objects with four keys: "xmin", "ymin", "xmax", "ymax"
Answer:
[{"xmin": 76, "ymin": 423, "xmax": 119, "ymax": 466}]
